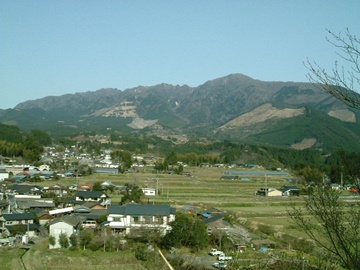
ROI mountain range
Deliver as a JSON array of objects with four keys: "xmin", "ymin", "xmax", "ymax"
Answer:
[{"xmin": 1, "ymin": 73, "xmax": 359, "ymax": 152}]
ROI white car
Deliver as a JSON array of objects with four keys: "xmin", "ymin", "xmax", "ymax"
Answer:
[
  {"xmin": 218, "ymin": 254, "xmax": 233, "ymax": 261},
  {"xmin": 209, "ymin": 248, "xmax": 224, "ymax": 256},
  {"xmin": 213, "ymin": 261, "xmax": 227, "ymax": 269}
]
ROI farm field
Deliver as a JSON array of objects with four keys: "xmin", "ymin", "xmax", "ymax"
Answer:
[
  {"xmin": 1, "ymin": 166, "xmax": 320, "ymax": 269},
  {"xmin": 48, "ymin": 166, "xmax": 305, "ymax": 231}
]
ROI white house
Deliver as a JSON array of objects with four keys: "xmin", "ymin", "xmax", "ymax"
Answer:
[
  {"xmin": 107, "ymin": 204, "xmax": 176, "ymax": 236},
  {"xmin": 0, "ymin": 167, "xmax": 8, "ymax": 181},
  {"xmin": 48, "ymin": 215, "xmax": 81, "ymax": 249},
  {"xmin": 141, "ymin": 188, "xmax": 156, "ymax": 196}
]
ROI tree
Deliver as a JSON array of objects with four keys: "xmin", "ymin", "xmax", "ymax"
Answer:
[
  {"xmin": 79, "ymin": 229, "xmax": 93, "ymax": 250},
  {"xmin": 69, "ymin": 233, "xmax": 78, "ymax": 248},
  {"xmin": 135, "ymin": 244, "xmax": 148, "ymax": 261},
  {"xmin": 28, "ymin": 129, "xmax": 52, "ymax": 146},
  {"xmin": 295, "ymin": 166, "xmax": 324, "ymax": 186},
  {"xmin": 153, "ymin": 161, "xmax": 168, "ymax": 172},
  {"xmin": 165, "ymin": 151, "xmax": 177, "ymax": 166},
  {"xmin": 49, "ymin": 235, "xmax": 56, "ymax": 248},
  {"xmin": 101, "ymin": 227, "xmax": 112, "ymax": 252},
  {"xmin": 11, "ymin": 224, "xmax": 26, "ymax": 236},
  {"xmin": 288, "ymin": 186, "xmax": 360, "ymax": 269},
  {"xmin": 161, "ymin": 212, "xmax": 209, "ymax": 250},
  {"xmin": 92, "ymin": 181, "xmax": 103, "ymax": 192},
  {"xmin": 120, "ymin": 183, "xmax": 144, "ymax": 204},
  {"xmin": 305, "ymin": 29, "xmax": 360, "ymax": 110},
  {"xmin": 289, "ymin": 29, "xmax": 360, "ymax": 269},
  {"xmin": 111, "ymin": 149, "xmax": 133, "ymax": 173},
  {"xmin": 58, "ymin": 232, "xmax": 69, "ymax": 248},
  {"xmin": 112, "ymin": 234, "xmax": 124, "ymax": 252}
]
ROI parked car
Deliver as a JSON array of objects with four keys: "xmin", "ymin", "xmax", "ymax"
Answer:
[
  {"xmin": 209, "ymin": 248, "xmax": 224, "ymax": 256},
  {"xmin": 218, "ymin": 254, "xmax": 233, "ymax": 261},
  {"xmin": 213, "ymin": 261, "xmax": 227, "ymax": 269}
]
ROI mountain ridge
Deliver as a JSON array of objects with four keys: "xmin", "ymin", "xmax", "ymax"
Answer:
[{"xmin": 2, "ymin": 73, "xmax": 359, "ymax": 152}]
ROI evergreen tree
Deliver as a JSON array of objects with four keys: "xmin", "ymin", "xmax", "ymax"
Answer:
[{"xmin": 161, "ymin": 212, "xmax": 209, "ymax": 250}]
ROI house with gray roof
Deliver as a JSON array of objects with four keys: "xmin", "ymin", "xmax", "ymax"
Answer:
[
  {"xmin": 279, "ymin": 185, "xmax": 300, "ymax": 196},
  {"xmin": 0, "ymin": 212, "xmax": 39, "ymax": 237},
  {"xmin": 202, "ymin": 214, "xmax": 231, "ymax": 234},
  {"xmin": 49, "ymin": 215, "xmax": 82, "ymax": 249},
  {"xmin": 10, "ymin": 184, "xmax": 42, "ymax": 195},
  {"xmin": 74, "ymin": 208, "xmax": 107, "ymax": 229},
  {"xmin": 15, "ymin": 198, "xmax": 55, "ymax": 212},
  {"xmin": 107, "ymin": 204, "xmax": 176, "ymax": 235}
]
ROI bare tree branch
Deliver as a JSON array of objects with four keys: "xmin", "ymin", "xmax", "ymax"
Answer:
[{"xmin": 305, "ymin": 29, "xmax": 360, "ymax": 110}]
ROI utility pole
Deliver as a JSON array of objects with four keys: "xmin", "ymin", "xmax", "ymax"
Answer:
[
  {"xmin": 155, "ymin": 177, "xmax": 159, "ymax": 205},
  {"xmin": 341, "ymin": 171, "xmax": 343, "ymax": 187},
  {"xmin": 265, "ymin": 174, "xmax": 268, "ymax": 197}
]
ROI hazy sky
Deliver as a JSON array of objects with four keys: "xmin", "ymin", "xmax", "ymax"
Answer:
[{"xmin": 1, "ymin": 1, "xmax": 359, "ymax": 109}]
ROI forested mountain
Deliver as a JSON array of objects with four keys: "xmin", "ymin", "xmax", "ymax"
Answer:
[{"xmin": 1, "ymin": 73, "xmax": 359, "ymax": 152}]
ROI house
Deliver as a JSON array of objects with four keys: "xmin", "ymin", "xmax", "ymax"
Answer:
[
  {"xmin": 331, "ymin": 183, "xmax": 342, "ymax": 190},
  {"xmin": 256, "ymin": 187, "xmax": 282, "ymax": 197},
  {"xmin": 74, "ymin": 208, "xmax": 107, "ymax": 229},
  {"xmin": 203, "ymin": 207, "xmax": 222, "ymax": 217},
  {"xmin": 0, "ymin": 212, "xmax": 39, "ymax": 237},
  {"xmin": 107, "ymin": 204, "xmax": 176, "ymax": 235},
  {"xmin": 76, "ymin": 183, "xmax": 92, "ymax": 191},
  {"xmin": 252, "ymin": 239, "xmax": 276, "ymax": 249},
  {"xmin": 100, "ymin": 180, "xmax": 116, "ymax": 190},
  {"xmin": 45, "ymin": 184, "xmax": 68, "ymax": 197},
  {"xmin": 202, "ymin": 214, "xmax": 231, "ymax": 235},
  {"xmin": 181, "ymin": 205, "xmax": 199, "ymax": 214},
  {"xmin": 49, "ymin": 215, "xmax": 82, "ymax": 249},
  {"xmin": 15, "ymin": 197, "xmax": 55, "ymax": 212},
  {"xmin": 141, "ymin": 187, "xmax": 156, "ymax": 196},
  {"xmin": 81, "ymin": 201, "xmax": 106, "ymax": 210},
  {"xmin": 279, "ymin": 185, "xmax": 300, "ymax": 196},
  {"xmin": 0, "ymin": 200, "xmax": 9, "ymax": 215},
  {"xmin": 9, "ymin": 184, "xmax": 42, "ymax": 196},
  {"xmin": 75, "ymin": 191, "xmax": 108, "ymax": 202},
  {"xmin": 30, "ymin": 208, "xmax": 53, "ymax": 225},
  {"xmin": 0, "ymin": 167, "xmax": 8, "ymax": 181}
]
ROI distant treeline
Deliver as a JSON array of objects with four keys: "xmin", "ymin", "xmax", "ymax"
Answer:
[
  {"xmin": 0, "ymin": 122, "xmax": 51, "ymax": 162},
  {"xmin": 1, "ymin": 123, "xmax": 359, "ymax": 185}
]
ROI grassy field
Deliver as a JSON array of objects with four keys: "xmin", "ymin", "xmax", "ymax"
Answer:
[
  {"xmin": 49, "ymin": 166, "xmax": 306, "ymax": 234},
  {"xmin": 24, "ymin": 166, "xmax": 306, "ymax": 240},
  {"xmin": 0, "ymin": 247, "xmax": 26, "ymax": 270}
]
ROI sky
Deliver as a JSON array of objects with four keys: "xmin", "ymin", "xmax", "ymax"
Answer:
[{"xmin": 1, "ymin": 1, "xmax": 359, "ymax": 109}]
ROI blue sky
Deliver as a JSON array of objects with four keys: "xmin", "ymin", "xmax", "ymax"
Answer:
[{"xmin": 1, "ymin": 1, "xmax": 359, "ymax": 109}]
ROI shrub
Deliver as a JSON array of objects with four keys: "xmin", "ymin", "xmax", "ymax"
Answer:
[{"xmin": 135, "ymin": 244, "xmax": 148, "ymax": 261}]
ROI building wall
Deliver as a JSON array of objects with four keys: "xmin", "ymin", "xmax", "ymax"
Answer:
[
  {"xmin": 268, "ymin": 190, "xmax": 282, "ymax": 197},
  {"xmin": 0, "ymin": 172, "xmax": 8, "ymax": 181},
  {"xmin": 49, "ymin": 221, "xmax": 74, "ymax": 249},
  {"xmin": 108, "ymin": 213, "xmax": 174, "ymax": 235}
]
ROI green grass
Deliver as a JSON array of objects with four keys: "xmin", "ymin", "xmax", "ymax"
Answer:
[
  {"xmin": 20, "ymin": 239, "xmax": 165, "ymax": 270},
  {"xmin": 0, "ymin": 247, "xmax": 26, "ymax": 270}
]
